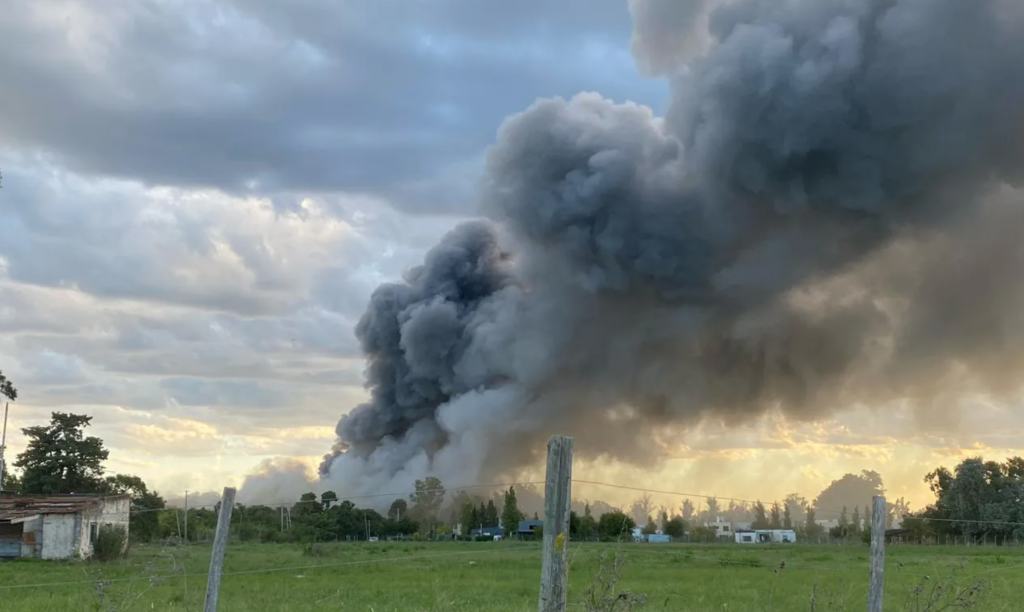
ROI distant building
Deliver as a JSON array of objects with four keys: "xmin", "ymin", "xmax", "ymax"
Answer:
[
  {"xmin": 469, "ymin": 526, "xmax": 504, "ymax": 538},
  {"xmin": 0, "ymin": 494, "xmax": 130, "ymax": 560},
  {"xmin": 706, "ymin": 517, "xmax": 751, "ymax": 538},
  {"xmin": 517, "ymin": 519, "xmax": 543, "ymax": 537},
  {"xmin": 734, "ymin": 529, "xmax": 797, "ymax": 544}
]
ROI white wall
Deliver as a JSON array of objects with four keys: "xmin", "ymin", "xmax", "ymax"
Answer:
[
  {"xmin": 41, "ymin": 514, "xmax": 77, "ymax": 560},
  {"xmin": 78, "ymin": 497, "xmax": 131, "ymax": 558}
]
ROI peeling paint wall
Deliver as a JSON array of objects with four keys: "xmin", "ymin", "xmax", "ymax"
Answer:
[{"xmin": 41, "ymin": 514, "xmax": 77, "ymax": 559}]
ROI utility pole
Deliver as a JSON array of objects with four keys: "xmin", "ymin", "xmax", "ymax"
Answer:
[{"xmin": 0, "ymin": 402, "xmax": 9, "ymax": 507}]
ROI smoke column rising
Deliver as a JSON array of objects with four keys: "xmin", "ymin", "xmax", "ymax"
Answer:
[{"xmin": 321, "ymin": 0, "xmax": 1024, "ymax": 495}]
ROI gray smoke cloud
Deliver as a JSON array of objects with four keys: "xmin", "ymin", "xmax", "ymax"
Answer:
[{"xmin": 321, "ymin": 0, "xmax": 1024, "ymax": 496}]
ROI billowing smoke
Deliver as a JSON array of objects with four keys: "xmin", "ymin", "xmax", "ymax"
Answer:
[{"xmin": 321, "ymin": 0, "xmax": 1024, "ymax": 496}]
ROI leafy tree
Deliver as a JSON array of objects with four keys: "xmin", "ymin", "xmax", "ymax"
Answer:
[
  {"xmin": 2, "ymin": 468, "xmax": 22, "ymax": 492},
  {"xmin": 578, "ymin": 503, "xmax": 598, "ymax": 540},
  {"xmin": 769, "ymin": 502, "xmax": 783, "ymax": 529},
  {"xmin": 483, "ymin": 499, "xmax": 499, "ymax": 527},
  {"xmin": 501, "ymin": 486, "xmax": 523, "ymax": 534},
  {"xmin": 689, "ymin": 525, "xmax": 718, "ymax": 542},
  {"xmin": 0, "ymin": 369, "xmax": 15, "ymax": 401},
  {"xmin": 641, "ymin": 516, "xmax": 658, "ymax": 535},
  {"xmin": 663, "ymin": 516, "xmax": 687, "ymax": 538},
  {"xmin": 630, "ymin": 493, "xmax": 655, "ymax": 526},
  {"xmin": 804, "ymin": 506, "xmax": 822, "ymax": 538},
  {"xmin": 15, "ymin": 412, "xmax": 109, "ymax": 494},
  {"xmin": 597, "ymin": 511, "xmax": 636, "ymax": 541},
  {"xmin": 784, "ymin": 493, "xmax": 808, "ymax": 526},
  {"xmin": 388, "ymin": 499, "xmax": 408, "ymax": 521},
  {"xmin": 705, "ymin": 497, "xmax": 720, "ymax": 520},
  {"xmin": 839, "ymin": 506, "xmax": 848, "ymax": 528},
  {"xmin": 680, "ymin": 499, "xmax": 695, "ymax": 522},
  {"xmin": 783, "ymin": 503, "xmax": 792, "ymax": 529},
  {"xmin": 751, "ymin": 501, "xmax": 769, "ymax": 529},
  {"xmin": 408, "ymin": 477, "xmax": 445, "ymax": 532},
  {"xmin": 851, "ymin": 506, "xmax": 861, "ymax": 534},
  {"xmin": 321, "ymin": 491, "xmax": 338, "ymax": 509},
  {"xmin": 813, "ymin": 471, "xmax": 884, "ymax": 518},
  {"xmin": 100, "ymin": 474, "xmax": 166, "ymax": 542}
]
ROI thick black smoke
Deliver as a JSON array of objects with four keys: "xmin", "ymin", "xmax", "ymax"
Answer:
[{"xmin": 322, "ymin": 0, "xmax": 1024, "ymax": 494}]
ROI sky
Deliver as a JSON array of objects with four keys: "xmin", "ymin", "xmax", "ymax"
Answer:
[{"xmin": 1, "ymin": 0, "xmax": 1021, "ymax": 512}]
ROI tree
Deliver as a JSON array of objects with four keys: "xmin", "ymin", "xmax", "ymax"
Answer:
[
  {"xmin": 663, "ymin": 516, "xmax": 687, "ymax": 538},
  {"xmin": 783, "ymin": 503, "xmax": 792, "ymax": 529},
  {"xmin": 784, "ymin": 493, "xmax": 807, "ymax": 526},
  {"xmin": 804, "ymin": 506, "xmax": 822, "ymax": 538},
  {"xmin": 813, "ymin": 471, "xmax": 884, "ymax": 518},
  {"xmin": 578, "ymin": 503, "xmax": 598, "ymax": 540},
  {"xmin": 597, "ymin": 511, "xmax": 636, "ymax": 541},
  {"xmin": 501, "ymin": 486, "xmax": 523, "ymax": 535},
  {"xmin": 851, "ymin": 506, "xmax": 861, "ymax": 533},
  {"xmin": 321, "ymin": 491, "xmax": 339, "ymax": 509},
  {"xmin": 642, "ymin": 516, "xmax": 658, "ymax": 535},
  {"xmin": 680, "ymin": 499, "xmax": 695, "ymax": 522},
  {"xmin": 408, "ymin": 477, "xmax": 445, "ymax": 532},
  {"xmin": 483, "ymin": 499, "xmax": 499, "ymax": 526},
  {"xmin": 839, "ymin": 506, "xmax": 848, "ymax": 528},
  {"xmin": 100, "ymin": 473, "xmax": 165, "ymax": 542},
  {"xmin": 388, "ymin": 499, "xmax": 408, "ymax": 521},
  {"xmin": 769, "ymin": 502, "xmax": 783, "ymax": 529},
  {"xmin": 15, "ymin": 412, "xmax": 109, "ymax": 494},
  {"xmin": 630, "ymin": 493, "xmax": 655, "ymax": 526},
  {"xmin": 705, "ymin": 497, "xmax": 720, "ymax": 520},
  {"xmin": 751, "ymin": 501, "xmax": 769, "ymax": 529},
  {"xmin": 0, "ymin": 369, "xmax": 15, "ymax": 401}
]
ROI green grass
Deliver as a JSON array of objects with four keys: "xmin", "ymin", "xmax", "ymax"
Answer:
[{"xmin": 0, "ymin": 541, "xmax": 1021, "ymax": 611}]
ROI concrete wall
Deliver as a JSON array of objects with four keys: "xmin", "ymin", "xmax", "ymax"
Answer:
[
  {"xmin": 78, "ymin": 497, "xmax": 131, "ymax": 558},
  {"xmin": 41, "ymin": 514, "xmax": 77, "ymax": 559}
]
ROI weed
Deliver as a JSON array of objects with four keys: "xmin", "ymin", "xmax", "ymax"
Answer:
[{"xmin": 582, "ymin": 551, "xmax": 646, "ymax": 612}]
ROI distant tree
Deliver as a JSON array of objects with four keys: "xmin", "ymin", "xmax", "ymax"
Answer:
[
  {"xmin": 483, "ymin": 499, "xmax": 499, "ymax": 526},
  {"xmin": 839, "ymin": 506, "xmax": 849, "ymax": 528},
  {"xmin": 408, "ymin": 477, "xmax": 445, "ymax": 532},
  {"xmin": 501, "ymin": 486, "xmax": 523, "ymax": 534},
  {"xmin": 533, "ymin": 511, "xmax": 539, "ymax": 520},
  {"xmin": 388, "ymin": 499, "xmax": 408, "ymax": 521},
  {"xmin": 751, "ymin": 501, "xmax": 769, "ymax": 529},
  {"xmin": 0, "ymin": 369, "xmax": 15, "ymax": 401},
  {"xmin": 784, "ymin": 493, "xmax": 808, "ymax": 526},
  {"xmin": 663, "ymin": 516, "xmax": 687, "ymax": 538},
  {"xmin": 689, "ymin": 525, "xmax": 718, "ymax": 542},
  {"xmin": 804, "ymin": 506, "xmax": 822, "ymax": 538},
  {"xmin": 597, "ymin": 511, "xmax": 636, "ymax": 541},
  {"xmin": 680, "ymin": 499, "xmax": 695, "ymax": 522},
  {"xmin": 705, "ymin": 497, "xmax": 720, "ymax": 520},
  {"xmin": 1, "ymin": 468, "xmax": 22, "ymax": 492},
  {"xmin": 813, "ymin": 471, "xmax": 885, "ymax": 518},
  {"xmin": 641, "ymin": 516, "xmax": 658, "ymax": 535},
  {"xmin": 630, "ymin": 493, "xmax": 655, "ymax": 526},
  {"xmin": 578, "ymin": 503, "xmax": 598, "ymax": 540},
  {"xmin": 783, "ymin": 503, "xmax": 792, "ymax": 529},
  {"xmin": 769, "ymin": 502, "xmax": 783, "ymax": 529},
  {"xmin": 321, "ymin": 491, "xmax": 339, "ymax": 509},
  {"xmin": 15, "ymin": 412, "xmax": 109, "ymax": 494},
  {"xmin": 851, "ymin": 506, "xmax": 861, "ymax": 534},
  {"xmin": 99, "ymin": 473, "xmax": 165, "ymax": 543}
]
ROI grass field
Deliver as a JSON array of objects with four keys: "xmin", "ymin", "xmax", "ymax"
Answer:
[{"xmin": 1, "ymin": 541, "xmax": 1021, "ymax": 611}]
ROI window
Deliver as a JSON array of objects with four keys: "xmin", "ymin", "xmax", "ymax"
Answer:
[
  {"xmin": 723, "ymin": 525, "xmax": 730, "ymax": 532},
  {"xmin": 742, "ymin": 535, "xmax": 753, "ymax": 542},
  {"xmin": 90, "ymin": 523, "xmax": 98, "ymax": 543}
]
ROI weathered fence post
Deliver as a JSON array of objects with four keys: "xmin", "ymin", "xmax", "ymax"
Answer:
[
  {"xmin": 204, "ymin": 487, "xmax": 236, "ymax": 612},
  {"xmin": 867, "ymin": 495, "xmax": 886, "ymax": 612},
  {"xmin": 538, "ymin": 435, "xmax": 574, "ymax": 612}
]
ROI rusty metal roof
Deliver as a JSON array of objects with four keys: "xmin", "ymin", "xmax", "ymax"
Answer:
[{"xmin": 0, "ymin": 494, "xmax": 129, "ymax": 521}]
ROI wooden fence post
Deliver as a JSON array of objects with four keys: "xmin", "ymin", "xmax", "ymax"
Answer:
[
  {"xmin": 538, "ymin": 435, "xmax": 574, "ymax": 612},
  {"xmin": 204, "ymin": 487, "xmax": 236, "ymax": 612},
  {"xmin": 867, "ymin": 495, "xmax": 886, "ymax": 612}
]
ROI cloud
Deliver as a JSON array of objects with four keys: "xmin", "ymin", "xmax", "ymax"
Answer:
[{"xmin": 0, "ymin": 0, "xmax": 664, "ymax": 213}]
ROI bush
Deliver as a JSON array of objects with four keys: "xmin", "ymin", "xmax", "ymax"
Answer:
[{"xmin": 92, "ymin": 525, "xmax": 129, "ymax": 562}]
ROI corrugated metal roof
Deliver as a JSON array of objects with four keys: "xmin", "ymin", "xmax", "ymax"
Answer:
[{"xmin": 0, "ymin": 494, "xmax": 129, "ymax": 521}]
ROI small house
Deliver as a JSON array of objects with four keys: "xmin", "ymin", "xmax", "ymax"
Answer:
[
  {"xmin": 469, "ymin": 526, "xmax": 503, "ymax": 538},
  {"xmin": 734, "ymin": 529, "xmax": 797, "ymax": 544},
  {"xmin": 517, "ymin": 519, "xmax": 543, "ymax": 537},
  {"xmin": 0, "ymin": 494, "xmax": 130, "ymax": 559}
]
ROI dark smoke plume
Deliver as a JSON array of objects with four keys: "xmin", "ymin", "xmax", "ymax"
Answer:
[{"xmin": 322, "ymin": 0, "xmax": 1024, "ymax": 494}]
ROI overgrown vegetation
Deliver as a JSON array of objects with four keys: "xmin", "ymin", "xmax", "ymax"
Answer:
[{"xmin": 92, "ymin": 525, "xmax": 129, "ymax": 562}]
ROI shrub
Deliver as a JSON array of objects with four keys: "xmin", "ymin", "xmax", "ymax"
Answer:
[{"xmin": 92, "ymin": 525, "xmax": 129, "ymax": 562}]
